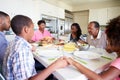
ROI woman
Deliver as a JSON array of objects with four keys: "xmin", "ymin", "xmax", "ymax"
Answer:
[
  {"xmin": 66, "ymin": 16, "xmax": 120, "ymax": 80},
  {"xmin": 68, "ymin": 23, "xmax": 84, "ymax": 42}
]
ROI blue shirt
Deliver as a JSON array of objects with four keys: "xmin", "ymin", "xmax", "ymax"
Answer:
[
  {"xmin": 3, "ymin": 36, "xmax": 36, "ymax": 80},
  {"xmin": 0, "ymin": 32, "xmax": 8, "ymax": 65}
]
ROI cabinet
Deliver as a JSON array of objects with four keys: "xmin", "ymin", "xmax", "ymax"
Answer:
[
  {"xmin": 89, "ymin": 8, "xmax": 107, "ymax": 25},
  {"xmin": 89, "ymin": 9, "xmax": 98, "ymax": 22},
  {"xmin": 107, "ymin": 7, "xmax": 120, "ymax": 21},
  {"xmin": 89, "ymin": 7, "xmax": 120, "ymax": 25},
  {"xmin": 39, "ymin": 1, "xmax": 65, "ymax": 19}
]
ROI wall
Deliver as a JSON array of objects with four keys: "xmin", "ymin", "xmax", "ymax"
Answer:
[
  {"xmin": 89, "ymin": 7, "xmax": 120, "ymax": 25},
  {"xmin": 0, "ymin": 0, "xmax": 67, "ymax": 28},
  {"xmin": 1, "ymin": 0, "xmax": 119, "ymax": 35},
  {"xmin": 0, "ymin": 0, "xmax": 41, "ymax": 28},
  {"xmin": 72, "ymin": 0, "xmax": 120, "ymax": 34},
  {"xmin": 73, "ymin": 11, "xmax": 89, "ymax": 34}
]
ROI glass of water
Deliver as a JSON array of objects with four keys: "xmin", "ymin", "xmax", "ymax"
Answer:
[{"xmin": 58, "ymin": 45, "xmax": 64, "ymax": 56}]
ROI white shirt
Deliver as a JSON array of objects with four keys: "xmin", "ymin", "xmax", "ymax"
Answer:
[{"xmin": 86, "ymin": 30, "xmax": 107, "ymax": 49}]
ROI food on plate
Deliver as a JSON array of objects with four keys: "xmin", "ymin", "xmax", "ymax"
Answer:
[
  {"xmin": 55, "ymin": 39, "xmax": 65, "ymax": 45},
  {"xmin": 38, "ymin": 36, "xmax": 53, "ymax": 46},
  {"xmin": 81, "ymin": 43, "xmax": 87, "ymax": 46},
  {"xmin": 42, "ymin": 36, "xmax": 53, "ymax": 43},
  {"xmin": 63, "ymin": 42, "xmax": 76, "ymax": 52}
]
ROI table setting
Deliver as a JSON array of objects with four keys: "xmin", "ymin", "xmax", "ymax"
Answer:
[{"xmin": 32, "ymin": 39, "xmax": 117, "ymax": 80}]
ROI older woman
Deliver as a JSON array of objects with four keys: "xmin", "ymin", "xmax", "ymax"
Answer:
[{"xmin": 66, "ymin": 16, "xmax": 120, "ymax": 80}]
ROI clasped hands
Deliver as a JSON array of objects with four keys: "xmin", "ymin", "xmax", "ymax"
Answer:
[{"xmin": 50, "ymin": 57, "xmax": 75, "ymax": 70}]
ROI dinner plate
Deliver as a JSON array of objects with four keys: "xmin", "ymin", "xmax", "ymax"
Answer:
[
  {"xmin": 31, "ymin": 43, "xmax": 39, "ymax": 47},
  {"xmin": 36, "ymin": 50, "xmax": 62, "ymax": 58},
  {"xmin": 73, "ymin": 51, "xmax": 101, "ymax": 59}
]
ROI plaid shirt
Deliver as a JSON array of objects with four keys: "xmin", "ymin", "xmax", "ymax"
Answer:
[{"xmin": 3, "ymin": 36, "xmax": 36, "ymax": 80}]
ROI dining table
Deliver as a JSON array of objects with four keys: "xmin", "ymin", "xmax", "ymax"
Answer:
[{"xmin": 33, "ymin": 44, "xmax": 117, "ymax": 80}]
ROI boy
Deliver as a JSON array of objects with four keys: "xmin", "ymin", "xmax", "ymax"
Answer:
[{"xmin": 3, "ymin": 15, "xmax": 68, "ymax": 80}]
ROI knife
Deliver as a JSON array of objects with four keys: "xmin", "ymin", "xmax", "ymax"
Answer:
[
  {"xmin": 73, "ymin": 56, "xmax": 87, "ymax": 64},
  {"xmin": 101, "ymin": 56, "xmax": 112, "ymax": 60}
]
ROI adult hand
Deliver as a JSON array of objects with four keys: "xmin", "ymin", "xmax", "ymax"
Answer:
[{"xmin": 78, "ymin": 40, "xmax": 88, "ymax": 44}]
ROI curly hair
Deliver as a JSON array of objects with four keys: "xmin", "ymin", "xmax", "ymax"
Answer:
[{"xmin": 106, "ymin": 16, "xmax": 120, "ymax": 52}]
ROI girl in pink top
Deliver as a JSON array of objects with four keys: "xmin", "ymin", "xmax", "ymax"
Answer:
[
  {"xmin": 111, "ymin": 58, "xmax": 120, "ymax": 80},
  {"xmin": 32, "ymin": 20, "xmax": 52, "ymax": 42},
  {"xmin": 65, "ymin": 16, "xmax": 120, "ymax": 80}
]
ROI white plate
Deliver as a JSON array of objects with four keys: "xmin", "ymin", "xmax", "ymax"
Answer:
[
  {"xmin": 31, "ymin": 43, "xmax": 39, "ymax": 47},
  {"xmin": 73, "ymin": 51, "xmax": 101, "ymax": 59},
  {"xmin": 88, "ymin": 48, "xmax": 106, "ymax": 55},
  {"xmin": 36, "ymin": 50, "xmax": 62, "ymax": 58}
]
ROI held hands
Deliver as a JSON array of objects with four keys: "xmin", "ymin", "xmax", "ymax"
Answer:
[
  {"xmin": 50, "ymin": 57, "xmax": 68, "ymax": 70},
  {"xmin": 50, "ymin": 57, "xmax": 76, "ymax": 71},
  {"xmin": 64, "ymin": 57, "xmax": 76, "ymax": 65}
]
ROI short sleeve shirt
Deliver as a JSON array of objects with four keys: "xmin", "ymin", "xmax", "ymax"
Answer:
[
  {"xmin": 110, "ymin": 58, "xmax": 120, "ymax": 80},
  {"xmin": 32, "ymin": 30, "xmax": 52, "ymax": 42}
]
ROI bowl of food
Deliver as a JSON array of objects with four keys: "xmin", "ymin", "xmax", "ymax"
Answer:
[
  {"xmin": 63, "ymin": 42, "xmax": 76, "ymax": 53},
  {"xmin": 54, "ymin": 39, "xmax": 65, "ymax": 46},
  {"xmin": 77, "ymin": 43, "xmax": 90, "ymax": 51}
]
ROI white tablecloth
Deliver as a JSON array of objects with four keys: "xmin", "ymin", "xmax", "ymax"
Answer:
[{"xmin": 33, "ymin": 45, "xmax": 117, "ymax": 80}]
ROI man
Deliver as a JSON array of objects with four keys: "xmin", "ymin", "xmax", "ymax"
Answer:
[
  {"xmin": 86, "ymin": 21, "xmax": 107, "ymax": 49},
  {"xmin": 3, "ymin": 15, "xmax": 68, "ymax": 80},
  {"xmin": 65, "ymin": 16, "xmax": 120, "ymax": 80},
  {"xmin": 32, "ymin": 20, "xmax": 52, "ymax": 42},
  {"xmin": 0, "ymin": 11, "xmax": 10, "ymax": 66},
  {"xmin": 31, "ymin": 20, "xmax": 54, "ymax": 76}
]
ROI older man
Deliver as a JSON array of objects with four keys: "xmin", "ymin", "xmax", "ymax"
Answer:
[
  {"xmin": 0, "ymin": 11, "xmax": 10, "ymax": 66},
  {"xmin": 86, "ymin": 21, "xmax": 107, "ymax": 49}
]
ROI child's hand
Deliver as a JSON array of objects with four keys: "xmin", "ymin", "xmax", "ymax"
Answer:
[
  {"xmin": 64, "ymin": 57, "xmax": 74, "ymax": 65},
  {"xmin": 31, "ymin": 45, "xmax": 36, "ymax": 52},
  {"xmin": 50, "ymin": 57, "xmax": 68, "ymax": 70}
]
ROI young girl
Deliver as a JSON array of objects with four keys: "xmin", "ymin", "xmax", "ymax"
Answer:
[
  {"xmin": 68, "ymin": 23, "xmax": 84, "ymax": 42},
  {"xmin": 66, "ymin": 16, "xmax": 120, "ymax": 80}
]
